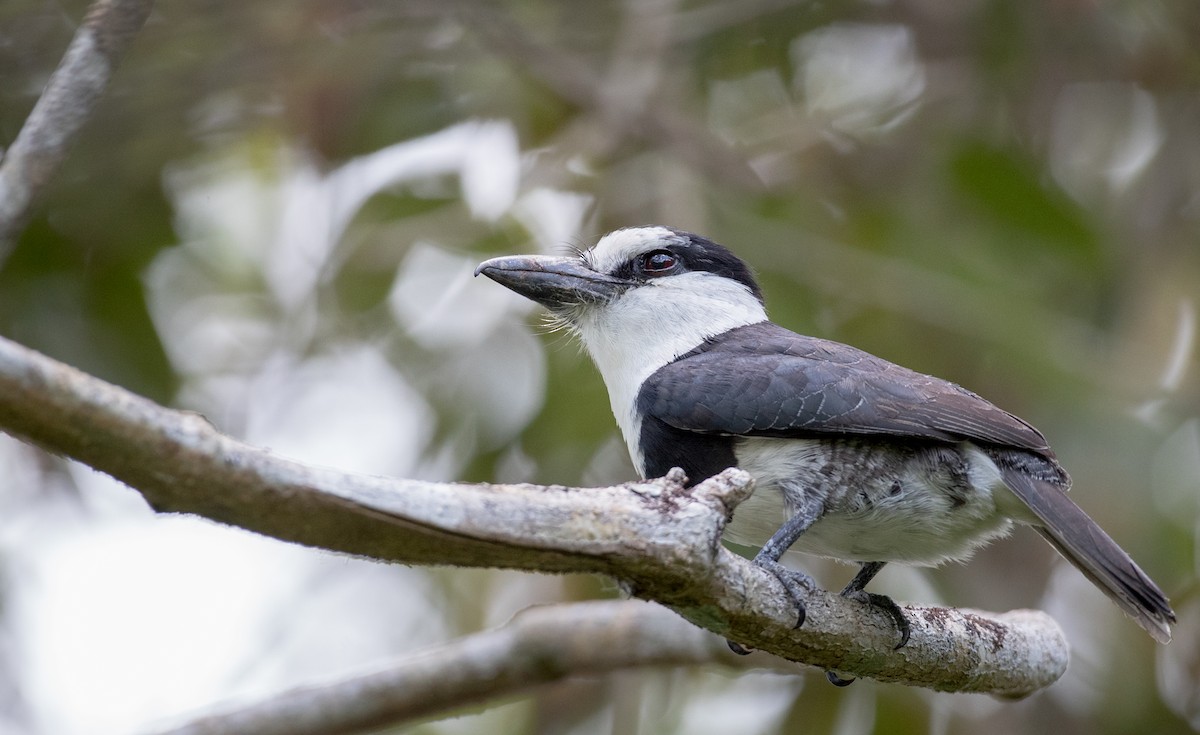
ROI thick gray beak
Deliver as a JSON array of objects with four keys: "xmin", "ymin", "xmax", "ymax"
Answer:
[{"xmin": 474, "ymin": 255, "xmax": 630, "ymax": 310}]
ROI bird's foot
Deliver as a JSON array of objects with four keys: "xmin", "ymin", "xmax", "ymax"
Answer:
[
  {"xmin": 755, "ymin": 558, "xmax": 816, "ymax": 629},
  {"xmin": 725, "ymin": 559, "xmax": 816, "ymax": 655},
  {"xmin": 844, "ymin": 588, "xmax": 910, "ymax": 650},
  {"xmin": 821, "ymin": 589, "xmax": 910, "ymax": 687}
]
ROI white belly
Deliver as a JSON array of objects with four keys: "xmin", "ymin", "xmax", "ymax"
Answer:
[{"xmin": 725, "ymin": 437, "xmax": 1017, "ymax": 566}]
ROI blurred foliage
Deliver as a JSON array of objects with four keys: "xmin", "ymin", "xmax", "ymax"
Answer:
[{"xmin": 2, "ymin": 0, "xmax": 1200, "ymax": 734}]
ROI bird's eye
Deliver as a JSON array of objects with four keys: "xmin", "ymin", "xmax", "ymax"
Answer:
[{"xmin": 639, "ymin": 250, "xmax": 678, "ymax": 276}]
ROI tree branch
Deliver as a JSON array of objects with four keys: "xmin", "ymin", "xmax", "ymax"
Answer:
[
  {"xmin": 0, "ymin": 333, "xmax": 1068, "ymax": 702},
  {"xmin": 0, "ymin": 0, "xmax": 155, "ymax": 260},
  {"xmin": 149, "ymin": 600, "xmax": 735, "ymax": 735}
]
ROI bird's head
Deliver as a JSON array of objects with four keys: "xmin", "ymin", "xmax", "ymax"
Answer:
[
  {"xmin": 475, "ymin": 226, "xmax": 766, "ymax": 343},
  {"xmin": 476, "ymin": 226, "xmax": 769, "ymax": 412}
]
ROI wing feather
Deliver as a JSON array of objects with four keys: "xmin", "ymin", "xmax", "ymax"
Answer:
[{"xmin": 637, "ymin": 322, "xmax": 1052, "ymax": 455}]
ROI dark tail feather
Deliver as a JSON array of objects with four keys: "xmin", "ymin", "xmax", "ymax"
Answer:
[{"xmin": 1003, "ymin": 470, "xmax": 1175, "ymax": 644}]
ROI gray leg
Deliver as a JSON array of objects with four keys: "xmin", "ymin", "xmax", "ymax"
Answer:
[{"xmin": 727, "ymin": 497, "xmax": 823, "ymax": 655}]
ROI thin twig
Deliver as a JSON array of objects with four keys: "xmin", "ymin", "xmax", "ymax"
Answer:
[{"xmin": 0, "ymin": 0, "xmax": 155, "ymax": 261}]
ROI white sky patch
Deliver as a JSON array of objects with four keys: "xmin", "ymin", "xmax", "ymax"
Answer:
[
  {"xmin": 830, "ymin": 680, "xmax": 877, "ymax": 735},
  {"xmin": 1050, "ymin": 83, "xmax": 1163, "ymax": 202},
  {"xmin": 461, "ymin": 120, "xmax": 521, "ymax": 221},
  {"xmin": 143, "ymin": 255, "xmax": 278, "ymax": 377},
  {"xmin": 389, "ymin": 244, "xmax": 548, "ymax": 447},
  {"xmin": 512, "ymin": 187, "xmax": 594, "ymax": 255},
  {"xmin": 9, "ymin": 515, "xmax": 315, "ymax": 735},
  {"xmin": 0, "ymin": 436, "xmax": 49, "ymax": 522},
  {"xmin": 707, "ymin": 68, "xmax": 793, "ymax": 145},
  {"xmin": 162, "ymin": 120, "xmax": 522, "ymax": 315},
  {"xmin": 269, "ymin": 119, "xmax": 520, "ymax": 310},
  {"xmin": 793, "ymin": 24, "xmax": 925, "ymax": 137},
  {"xmin": 242, "ymin": 346, "xmax": 434, "ymax": 477},
  {"xmin": 8, "ymin": 511, "xmax": 442, "ymax": 735},
  {"xmin": 439, "ymin": 323, "xmax": 546, "ymax": 448},
  {"xmin": 672, "ymin": 669, "xmax": 803, "ymax": 735},
  {"xmin": 390, "ymin": 241, "xmax": 532, "ymax": 350},
  {"xmin": 163, "ymin": 152, "xmax": 281, "ymax": 277}
]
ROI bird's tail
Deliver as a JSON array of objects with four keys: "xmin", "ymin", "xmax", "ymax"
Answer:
[{"xmin": 1002, "ymin": 470, "xmax": 1175, "ymax": 644}]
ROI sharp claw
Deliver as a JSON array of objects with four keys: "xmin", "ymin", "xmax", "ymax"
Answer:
[
  {"xmin": 869, "ymin": 592, "xmax": 910, "ymax": 649},
  {"xmin": 788, "ymin": 594, "xmax": 807, "ymax": 630},
  {"xmin": 753, "ymin": 558, "xmax": 814, "ymax": 630},
  {"xmin": 845, "ymin": 589, "xmax": 911, "ymax": 650},
  {"xmin": 826, "ymin": 670, "xmax": 856, "ymax": 687},
  {"xmin": 727, "ymin": 560, "xmax": 814, "ymax": 655},
  {"xmin": 894, "ymin": 618, "xmax": 911, "ymax": 650}
]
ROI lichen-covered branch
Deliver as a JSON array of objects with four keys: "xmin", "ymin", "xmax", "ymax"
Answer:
[
  {"xmin": 0, "ymin": 333, "xmax": 1068, "ymax": 703},
  {"xmin": 0, "ymin": 0, "xmax": 155, "ymax": 260}
]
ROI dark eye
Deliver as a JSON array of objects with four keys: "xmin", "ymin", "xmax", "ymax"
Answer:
[{"xmin": 639, "ymin": 250, "xmax": 678, "ymax": 275}]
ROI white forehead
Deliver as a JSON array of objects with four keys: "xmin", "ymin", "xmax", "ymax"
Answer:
[{"xmin": 587, "ymin": 226, "xmax": 682, "ymax": 273}]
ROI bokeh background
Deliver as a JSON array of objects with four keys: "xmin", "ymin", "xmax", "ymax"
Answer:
[{"xmin": 2, "ymin": 1, "xmax": 1199, "ymax": 733}]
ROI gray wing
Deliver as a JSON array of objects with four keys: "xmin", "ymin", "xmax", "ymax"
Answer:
[{"xmin": 637, "ymin": 322, "xmax": 1053, "ymax": 455}]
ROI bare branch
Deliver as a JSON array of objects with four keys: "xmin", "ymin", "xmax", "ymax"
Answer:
[
  {"xmin": 0, "ymin": 333, "xmax": 1068, "ymax": 701},
  {"xmin": 0, "ymin": 0, "xmax": 155, "ymax": 260},
  {"xmin": 149, "ymin": 600, "xmax": 733, "ymax": 735}
]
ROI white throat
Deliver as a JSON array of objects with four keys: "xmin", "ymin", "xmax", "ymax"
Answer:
[{"xmin": 571, "ymin": 271, "xmax": 767, "ymax": 472}]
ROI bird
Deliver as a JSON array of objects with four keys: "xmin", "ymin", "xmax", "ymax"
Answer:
[{"xmin": 474, "ymin": 225, "xmax": 1175, "ymax": 671}]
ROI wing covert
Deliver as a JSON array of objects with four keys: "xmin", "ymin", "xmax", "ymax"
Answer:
[{"xmin": 636, "ymin": 322, "xmax": 1052, "ymax": 455}]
